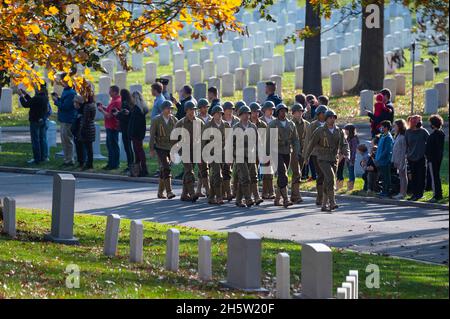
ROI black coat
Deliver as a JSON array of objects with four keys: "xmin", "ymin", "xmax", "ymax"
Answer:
[
  {"xmin": 19, "ymin": 92, "xmax": 49, "ymax": 122},
  {"xmin": 128, "ymin": 106, "xmax": 147, "ymax": 140},
  {"xmin": 79, "ymin": 102, "xmax": 96, "ymax": 142},
  {"xmin": 426, "ymin": 129, "xmax": 445, "ymax": 163},
  {"xmin": 176, "ymin": 96, "xmax": 196, "ymax": 120},
  {"xmin": 117, "ymin": 100, "xmax": 131, "ymax": 135}
]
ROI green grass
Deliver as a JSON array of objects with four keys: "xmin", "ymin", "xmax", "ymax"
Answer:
[
  {"xmin": 0, "ymin": 41, "xmax": 447, "ymax": 127},
  {"xmin": 0, "ymin": 208, "xmax": 448, "ymax": 298},
  {"xmin": 0, "ymin": 141, "xmax": 448, "ymax": 204}
]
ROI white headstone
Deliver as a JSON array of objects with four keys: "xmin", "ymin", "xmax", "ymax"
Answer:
[
  {"xmin": 145, "ymin": 62, "xmax": 157, "ymax": 84},
  {"xmin": 187, "ymin": 49, "xmax": 199, "ymax": 69},
  {"xmin": 340, "ymin": 48, "xmax": 352, "ymax": 70},
  {"xmin": 101, "ymin": 59, "xmax": 115, "ymax": 77},
  {"xmin": 253, "ymin": 46, "xmax": 264, "ymax": 65},
  {"xmin": 360, "ymin": 90, "xmax": 374, "ymax": 115},
  {"xmin": 243, "ymin": 87, "xmax": 257, "ymax": 105},
  {"xmin": 295, "ymin": 47, "xmax": 304, "ymax": 67},
  {"xmin": 103, "ymin": 214, "xmax": 121, "ymax": 256},
  {"xmin": 270, "ymin": 75, "xmax": 282, "ymax": 97},
  {"xmin": 129, "ymin": 220, "xmax": 144, "ymax": 263},
  {"xmin": 341, "ymin": 282, "xmax": 352, "ymax": 299},
  {"xmin": 413, "ymin": 64, "xmax": 425, "ymax": 85},
  {"xmin": 295, "ymin": 67, "xmax": 304, "ymax": 89},
  {"xmin": 434, "ymin": 82, "xmax": 448, "ymax": 108},
  {"xmin": 208, "ymin": 77, "xmax": 221, "ymax": 96},
  {"xmin": 329, "ymin": 53, "xmax": 341, "ymax": 74},
  {"xmin": 165, "ymin": 228, "xmax": 180, "ymax": 271},
  {"xmin": 321, "ymin": 57, "xmax": 330, "ymax": 78},
  {"xmin": 284, "ymin": 50, "xmax": 296, "ymax": 72},
  {"xmin": 248, "ymin": 63, "xmax": 261, "ymax": 86},
  {"xmin": 343, "ymin": 69, "xmax": 356, "ymax": 92},
  {"xmin": 131, "ymin": 52, "xmax": 143, "ymax": 71},
  {"xmin": 200, "ymin": 47, "xmax": 211, "ymax": 65},
  {"xmin": 159, "ymin": 44, "xmax": 170, "ymax": 65},
  {"xmin": 203, "ymin": 60, "xmax": 215, "ymax": 80},
  {"xmin": 336, "ymin": 287, "xmax": 347, "ymax": 299},
  {"xmin": 174, "ymin": 70, "xmax": 187, "ymax": 92},
  {"xmin": 173, "ymin": 52, "xmax": 185, "ymax": 72},
  {"xmin": 235, "ymin": 68, "xmax": 247, "ymax": 91},
  {"xmin": 216, "ymin": 56, "xmax": 230, "ymax": 77},
  {"xmin": 198, "ymin": 236, "xmax": 212, "ymax": 281},
  {"xmin": 438, "ymin": 50, "xmax": 449, "ymax": 72},
  {"xmin": 330, "ymin": 72, "xmax": 344, "ymax": 97},
  {"xmin": 301, "ymin": 243, "xmax": 333, "ymax": 299},
  {"xmin": 349, "ymin": 270, "xmax": 359, "ymax": 299},
  {"xmin": 0, "ymin": 87, "xmax": 13, "ymax": 113},
  {"xmin": 273, "ymin": 55, "xmax": 284, "ymax": 76},
  {"xmin": 424, "ymin": 59, "xmax": 435, "ymax": 81},
  {"xmin": 190, "ymin": 64, "xmax": 202, "ymax": 85},
  {"xmin": 228, "ymin": 51, "xmax": 241, "ymax": 73},
  {"xmin": 383, "ymin": 78, "xmax": 397, "ymax": 102},
  {"xmin": 129, "ymin": 84, "xmax": 142, "ymax": 94},
  {"xmin": 257, "ymin": 81, "xmax": 267, "ymax": 103},
  {"xmin": 222, "ymin": 73, "xmax": 235, "ymax": 97},
  {"xmin": 395, "ymin": 74, "xmax": 406, "ymax": 95},
  {"xmin": 242, "ymin": 48, "xmax": 253, "ymax": 68},
  {"xmin": 98, "ymin": 76, "xmax": 112, "ymax": 95},
  {"xmin": 276, "ymin": 252, "xmax": 290, "ymax": 299},
  {"xmin": 114, "ymin": 71, "xmax": 127, "ymax": 91},
  {"xmin": 262, "ymin": 59, "xmax": 274, "ymax": 80},
  {"xmin": 2, "ymin": 197, "xmax": 16, "ymax": 237},
  {"xmin": 424, "ymin": 88, "xmax": 439, "ymax": 114}
]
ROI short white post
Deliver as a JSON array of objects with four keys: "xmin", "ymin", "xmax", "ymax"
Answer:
[
  {"xmin": 165, "ymin": 228, "xmax": 180, "ymax": 271},
  {"xmin": 198, "ymin": 236, "xmax": 212, "ymax": 281},
  {"xmin": 129, "ymin": 220, "xmax": 144, "ymax": 263},
  {"xmin": 276, "ymin": 252, "xmax": 291, "ymax": 299}
]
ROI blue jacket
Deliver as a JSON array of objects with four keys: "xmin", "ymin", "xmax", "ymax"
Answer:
[
  {"xmin": 55, "ymin": 87, "xmax": 77, "ymax": 123},
  {"xmin": 375, "ymin": 132, "xmax": 394, "ymax": 166}
]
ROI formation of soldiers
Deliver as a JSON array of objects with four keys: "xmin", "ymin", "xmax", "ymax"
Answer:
[{"xmin": 149, "ymin": 81, "xmax": 350, "ymax": 212}]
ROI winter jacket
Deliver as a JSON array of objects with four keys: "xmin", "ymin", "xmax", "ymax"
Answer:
[
  {"xmin": 116, "ymin": 100, "xmax": 131, "ymax": 135},
  {"xmin": 375, "ymin": 132, "xmax": 394, "ymax": 166},
  {"xmin": 55, "ymin": 87, "xmax": 77, "ymax": 124},
  {"xmin": 128, "ymin": 105, "xmax": 147, "ymax": 140},
  {"xmin": 80, "ymin": 102, "xmax": 96, "ymax": 142},
  {"xmin": 392, "ymin": 134, "xmax": 407, "ymax": 170},
  {"xmin": 19, "ymin": 92, "xmax": 49, "ymax": 122},
  {"xmin": 176, "ymin": 95, "xmax": 197, "ymax": 120},
  {"xmin": 425, "ymin": 129, "xmax": 445, "ymax": 164}
]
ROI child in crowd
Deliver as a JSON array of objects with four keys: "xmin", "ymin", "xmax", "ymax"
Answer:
[
  {"xmin": 336, "ymin": 124, "xmax": 360, "ymax": 191},
  {"xmin": 366, "ymin": 93, "xmax": 392, "ymax": 137}
]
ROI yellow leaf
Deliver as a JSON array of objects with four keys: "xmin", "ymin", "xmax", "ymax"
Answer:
[{"xmin": 29, "ymin": 25, "xmax": 40, "ymax": 35}]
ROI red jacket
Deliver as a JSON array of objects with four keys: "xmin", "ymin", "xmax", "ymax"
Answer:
[{"xmin": 104, "ymin": 95, "xmax": 121, "ymax": 130}]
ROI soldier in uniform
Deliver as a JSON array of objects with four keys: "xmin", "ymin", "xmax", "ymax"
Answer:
[
  {"xmin": 304, "ymin": 110, "xmax": 350, "ymax": 212},
  {"xmin": 249, "ymin": 102, "xmax": 266, "ymax": 205},
  {"xmin": 260, "ymin": 100, "xmax": 276, "ymax": 199},
  {"xmin": 267, "ymin": 104, "xmax": 300, "ymax": 208},
  {"xmin": 222, "ymin": 101, "xmax": 240, "ymax": 200},
  {"xmin": 149, "ymin": 100, "xmax": 178, "ymax": 199},
  {"xmin": 290, "ymin": 103, "xmax": 309, "ymax": 203},
  {"xmin": 195, "ymin": 98, "xmax": 212, "ymax": 198},
  {"xmin": 204, "ymin": 105, "xmax": 230, "ymax": 204},
  {"xmin": 265, "ymin": 81, "xmax": 282, "ymax": 106},
  {"xmin": 233, "ymin": 105, "xmax": 258, "ymax": 207},
  {"xmin": 303, "ymin": 104, "xmax": 328, "ymax": 206},
  {"xmin": 234, "ymin": 100, "xmax": 246, "ymax": 117},
  {"xmin": 174, "ymin": 100, "xmax": 205, "ymax": 202}
]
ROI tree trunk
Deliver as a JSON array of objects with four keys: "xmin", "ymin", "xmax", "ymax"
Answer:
[
  {"xmin": 303, "ymin": 0, "xmax": 322, "ymax": 96},
  {"xmin": 350, "ymin": 1, "xmax": 385, "ymax": 94}
]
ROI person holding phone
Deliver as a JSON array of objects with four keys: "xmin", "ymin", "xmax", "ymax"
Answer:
[
  {"xmin": 18, "ymin": 83, "xmax": 49, "ymax": 164},
  {"xmin": 97, "ymin": 85, "xmax": 122, "ymax": 170}
]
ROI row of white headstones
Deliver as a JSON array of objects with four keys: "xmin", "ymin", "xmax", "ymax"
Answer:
[{"xmin": 1, "ymin": 173, "xmax": 359, "ymax": 299}]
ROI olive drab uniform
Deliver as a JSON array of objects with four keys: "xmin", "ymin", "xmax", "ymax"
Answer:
[
  {"xmin": 304, "ymin": 125, "xmax": 349, "ymax": 210},
  {"xmin": 196, "ymin": 113, "xmax": 213, "ymax": 198},
  {"xmin": 290, "ymin": 117, "xmax": 309, "ymax": 203},
  {"xmin": 174, "ymin": 116, "xmax": 205, "ymax": 201},
  {"xmin": 250, "ymin": 117, "xmax": 267, "ymax": 204},
  {"xmin": 204, "ymin": 118, "xmax": 230, "ymax": 204},
  {"xmin": 223, "ymin": 115, "xmax": 240, "ymax": 200},
  {"xmin": 304, "ymin": 119, "xmax": 326, "ymax": 205},
  {"xmin": 267, "ymin": 118, "xmax": 300, "ymax": 207},
  {"xmin": 149, "ymin": 114, "xmax": 178, "ymax": 199},
  {"xmin": 260, "ymin": 115, "xmax": 276, "ymax": 199},
  {"xmin": 233, "ymin": 121, "xmax": 258, "ymax": 207}
]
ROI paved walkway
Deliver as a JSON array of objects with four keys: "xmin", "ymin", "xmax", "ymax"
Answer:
[{"xmin": 0, "ymin": 172, "xmax": 448, "ymax": 264}]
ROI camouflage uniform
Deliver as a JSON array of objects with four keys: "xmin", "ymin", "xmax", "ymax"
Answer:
[
  {"xmin": 290, "ymin": 114, "xmax": 309, "ymax": 203},
  {"xmin": 260, "ymin": 107, "xmax": 276, "ymax": 199},
  {"xmin": 196, "ymin": 111, "xmax": 213, "ymax": 197},
  {"xmin": 223, "ymin": 109, "xmax": 240, "ymax": 200}
]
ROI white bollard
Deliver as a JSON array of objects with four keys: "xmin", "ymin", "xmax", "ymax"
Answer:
[
  {"xmin": 2, "ymin": 197, "xmax": 16, "ymax": 237},
  {"xmin": 276, "ymin": 252, "xmax": 291, "ymax": 299},
  {"xmin": 129, "ymin": 220, "xmax": 144, "ymax": 263},
  {"xmin": 103, "ymin": 214, "xmax": 121, "ymax": 256}
]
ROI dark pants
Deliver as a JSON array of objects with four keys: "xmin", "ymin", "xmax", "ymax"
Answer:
[
  {"xmin": 156, "ymin": 148, "xmax": 171, "ymax": 179},
  {"xmin": 75, "ymin": 140, "xmax": 93, "ymax": 168},
  {"xmin": 428, "ymin": 160, "xmax": 443, "ymax": 199},
  {"xmin": 75, "ymin": 139, "xmax": 86, "ymax": 166},
  {"xmin": 309, "ymin": 158, "xmax": 317, "ymax": 179},
  {"xmin": 277, "ymin": 153, "xmax": 291, "ymax": 188},
  {"xmin": 106, "ymin": 128, "xmax": 120, "ymax": 169},
  {"xmin": 132, "ymin": 138, "xmax": 147, "ymax": 174},
  {"xmin": 122, "ymin": 132, "xmax": 133, "ymax": 168},
  {"xmin": 409, "ymin": 157, "xmax": 426, "ymax": 198},
  {"xmin": 337, "ymin": 158, "xmax": 345, "ymax": 180},
  {"xmin": 29, "ymin": 120, "xmax": 46, "ymax": 162},
  {"xmin": 378, "ymin": 165, "xmax": 391, "ymax": 195}
]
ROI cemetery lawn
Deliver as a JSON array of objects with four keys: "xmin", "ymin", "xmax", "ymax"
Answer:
[
  {"xmin": 1, "ymin": 43, "xmax": 448, "ymax": 127},
  {"xmin": 0, "ymin": 142, "xmax": 448, "ymax": 205},
  {"xmin": 0, "ymin": 208, "xmax": 448, "ymax": 299}
]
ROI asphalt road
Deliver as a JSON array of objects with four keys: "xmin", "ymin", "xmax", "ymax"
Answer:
[{"xmin": 0, "ymin": 172, "xmax": 448, "ymax": 264}]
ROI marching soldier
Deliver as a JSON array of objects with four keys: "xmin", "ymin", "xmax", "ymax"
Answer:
[
  {"xmin": 149, "ymin": 100, "xmax": 178, "ymax": 199},
  {"xmin": 233, "ymin": 105, "xmax": 258, "ymax": 207},
  {"xmin": 222, "ymin": 101, "xmax": 240, "ymax": 200},
  {"xmin": 303, "ymin": 104, "xmax": 328, "ymax": 206},
  {"xmin": 304, "ymin": 110, "xmax": 349, "ymax": 212},
  {"xmin": 204, "ymin": 105, "xmax": 230, "ymax": 204},
  {"xmin": 195, "ymin": 98, "xmax": 212, "ymax": 198},
  {"xmin": 260, "ymin": 100, "xmax": 276, "ymax": 199},
  {"xmin": 174, "ymin": 100, "xmax": 205, "ymax": 202},
  {"xmin": 290, "ymin": 103, "xmax": 309, "ymax": 203},
  {"xmin": 249, "ymin": 102, "xmax": 266, "ymax": 205},
  {"xmin": 267, "ymin": 103, "xmax": 300, "ymax": 208}
]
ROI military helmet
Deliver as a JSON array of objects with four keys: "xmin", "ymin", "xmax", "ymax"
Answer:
[
  {"xmin": 161, "ymin": 100, "xmax": 174, "ymax": 110},
  {"xmin": 235, "ymin": 100, "xmax": 246, "ymax": 110},
  {"xmin": 262, "ymin": 100, "xmax": 276, "ymax": 110},
  {"xmin": 210, "ymin": 105, "xmax": 224, "ymax": 115},
  {"xmin": 197, "ymin": 98, "xmax": 209, "ymax": 109},
  {"xmin": 238, "ymin": 105, "xmax": 251, "ymax": 116},
  {"xmin": 291, "ymin": 103, "xmax": 304, "ymax": 113},
  {"xmin": 315, "ymin": 104, "xmax": 328, "ymax": 115},
  {"xmin": 275, "ymin": 103, "xmax": 288, "ymax": 113},
  {"xmin": 325, "ymin": 109, "xmax": 337, "ymax": 119},
  {"xmin": 222, "ymin": 101, "xmax": 234, "ymax": 111},
  {"xmin": 249, "ymin": 102, "xmax": 261, "ymax": 112},
  {"xmin": 184, "ymin": 100, "xmax": 197, "ymax": 111}
]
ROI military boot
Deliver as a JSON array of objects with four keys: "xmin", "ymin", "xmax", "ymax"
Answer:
[
  {"xmin": 280, "ymin": 187, "xmax": 293, "ymax": 208},
  {"xmin": 215, "ymin": 185, "xmax": 224, "ymax": 205},
  {"xmin": 267, "ymin": 178, "xmax": 276, "ymax": 199},
  {"xmin": 316, "ymin": 184, "xmax": 323, "ymax": 206},
  {"xmin": 164, "ymin": 178, "xmax": 176, "ymax": 199},
  {"xmin": 242, "ymin": 185, "xmax": 254, "ymax": 207},
  {"xmin": 290, "ymin": 182, "xmax": 303, "ymax": 204},
  {"xmin": 261, "ymin": 179, "xmax": 269, "ymax": 199},
  {"xmin": 274, "ymin": 188, "xmax": 283, "ymax": 206},
  {"xmin": 222, "ymin": 180, "xmax": 233, "ymax": 201},
  {"xmin": 158, "ymin": 179, "xmax": 166, "ymax": 199},
  {"xmin": 251, "ymin": 183, "xmax": 264, "ymax": 205},
  {"xmin": 195, "ymin": 179, "xmax": 206, "ymax": 198},
  {"xmin": 180, "ymin": 183, "xmax": 191, "ymax": 201},
  {"xmin": 203, "ymin": 177, "xmax": 210, "ymax": 197},
  {"xmin": 235, "ymin": 185, "xmax": 246, "ymax": 207}
]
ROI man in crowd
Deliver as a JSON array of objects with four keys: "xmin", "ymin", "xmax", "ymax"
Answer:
[
  {"xmin": 207, "ymin": 86, "xmax": 221, "ymax": 115},
  {"xmin": 150, "ymin": 82, "xmax": 166, "ymax": 120},
  {"xmin": 173, "ymin": 85, "xmax": 196, "ymax": 120},
  {"xmin": 380, "ymin": 88, "xmax": 395, "ymax": 123},
  {"xmin": 426, "ymin": 114, "xmax": 445, "ymax": 202},
  {"xmin": 375, "ymin": 120, "xmax": 394, "ymax": 197},
  {"xmin": 98, "ymin": 85, "xmax": 121, "ymax": 170},
  {"xmin": 267, "ymin": 103, "xmax": 300, "ymax": 208},
  {"xmin": 304, "ymin": 109, "xmax": 349, "ymax": 212},
  {"xmin": 260, "ymin": 100, "xmax": 276, "ymax": 199},
  {"xmin": 52, "ymin": 73, "xmax": 77, "ymax": 166},
  {"xmin": 149, "ymin": 100, "xmax": 178, "ymax": 199},
  {"xmin": 265, "ymin": 81, "xmax": 282, "ymax": 106},
  {"xmin": 405, "ymin": 115, "xmax": 429, "ymax": 201},
  {"xmin": 249, "ymin": 102, "xmax": 267, "ymax": 205},
  {"xmin": 290, "ymin": 103, "xmax": 309, "ymax": 204},
  {"xmin": 303, "ymin": 104, "xmax": 328, "ymax": 205},
  {"xmin": 155, "ymin": 78, "xmax": 171, "ymax": 101}
]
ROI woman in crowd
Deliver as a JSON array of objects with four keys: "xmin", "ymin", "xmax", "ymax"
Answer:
[
  {"xmin": 73, "ymin": 89, "xmax": 96, "ymax": 170},
  {"xmin": 128, "ymin": 91, "xmax": 149, "ymax": 177},
  {"xmin": 391, "ymin": 119, "xmax": 408, "ymax": 199}
]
